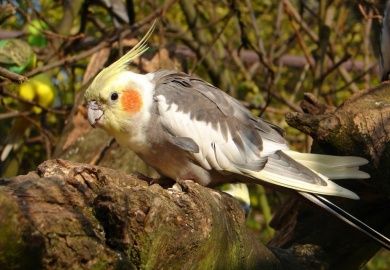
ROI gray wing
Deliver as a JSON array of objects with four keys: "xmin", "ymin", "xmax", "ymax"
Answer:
[
  {"xmin": 150, "ymin": 70, "xmax": 362, "ymax": 198},
  {"xmin": 151, "ymin": 70, "xmax": 288, "ymax": 173}
]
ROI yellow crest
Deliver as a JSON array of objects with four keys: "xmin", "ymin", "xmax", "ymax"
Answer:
[{"xmin": 87, "ymin": 20, "xmax": 157, "ymax": 95}]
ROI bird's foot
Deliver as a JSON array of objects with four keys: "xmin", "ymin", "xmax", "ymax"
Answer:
[
  {"xmin": 133, "ymin": 172, "xmax": 154, "ymax": 182},
  {"xmin": 168, "ymin": 183, "xmax": 183, "ymax": 193},
  {"xmin": 167, "ymin": 179, "xmax": 195, "ymax": 193},
  {"xmin": 137, "ymin": 173, "xmax": 175, "ymax": 188}
]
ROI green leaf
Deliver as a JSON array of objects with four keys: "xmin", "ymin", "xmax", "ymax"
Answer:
[{"xmin": 26, "ymin": 19, "xmax": 48, "ymax": 47}]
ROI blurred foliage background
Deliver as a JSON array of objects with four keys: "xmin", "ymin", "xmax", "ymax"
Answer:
[{"xmin": 0, "ymin": 0, "xmax": 389, "ymax": 268}]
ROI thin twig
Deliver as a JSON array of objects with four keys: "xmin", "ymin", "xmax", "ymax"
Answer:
[
  {"xmin": 2, "ymin": 103, "xmax": 54, "ymax": 158},
  {"xmin": 0, "ymin": 88, "xmax": 67, "ymax": 115},
  {"xmin": 0, "ymin": 111, "xmax": 33, "ymax": 120},
  {"xmin": 325, "ymin": 64, "xmax": 377, "ymax": 95},
  {"xmin": 21, "ymin": 3, "xmax": 173, "ymax": 79},
  {"xmin": 283, "ymin": 0, "xmax": 360, "ymax": 93},
  {"xmin": 0, "ymin": 67, "xmax": 27, "ymax": 83},
  {"xmin": 288, "ymin": 17, "xmax": 315, "ymax": 71},
  {"xmin": 190, "ymin": 12, "xmax": 233, "ymax": 74},
  {"xmin": 363, "ymin": 8, "xmax": 373, "ymax": 89}
]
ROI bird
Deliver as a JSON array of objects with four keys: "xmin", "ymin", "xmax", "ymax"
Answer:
[
  {"xmin": 84, "ymin": 22, "xmax": 390, "ymax": 250},
  {"xmin": 380, "ymin": 0, "xmax": 390, "ymax": 81}
]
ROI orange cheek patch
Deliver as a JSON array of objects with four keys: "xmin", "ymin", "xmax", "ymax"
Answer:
[{"xmin": 121, "ymin": 89, "xmax": 143, "ymax": 114}]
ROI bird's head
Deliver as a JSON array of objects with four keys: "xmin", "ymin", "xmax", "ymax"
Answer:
[{"xmin": 84, "ymin": 22, "xmax": 155, "ymax": 135}]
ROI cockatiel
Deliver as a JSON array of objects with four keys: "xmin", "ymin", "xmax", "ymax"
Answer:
[{"xmin": 85, "ymin": 23, "xmax": 390, "ymax": 249}]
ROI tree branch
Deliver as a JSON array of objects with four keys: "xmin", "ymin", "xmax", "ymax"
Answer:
[{"xmin": 0, "ymin": 159, "xmax": 294, "ymax": 269}]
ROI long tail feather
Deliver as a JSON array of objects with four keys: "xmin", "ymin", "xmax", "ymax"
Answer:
[
  {"xmin": 283, "ymin": 150, "xmax": 370, "ymax": 180},
  {"xmin": 300, "ymin": 192, "xmax": 390, "ymax": 250},
  {"xmin": 248, "ymin": 151, "xmax": 359, "ymax": 199},
  {"xmin": 283, "ymin": 150, "xmax": 368, "ymax": 167}
]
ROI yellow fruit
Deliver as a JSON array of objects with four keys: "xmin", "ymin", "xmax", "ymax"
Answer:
[
  {"xmin": 18, "ymin": 82, "xmax": 35, "ymax": 101},
  {"xmin": 18, "ymin": 73, "xmax": 55, "ymax": 113}
]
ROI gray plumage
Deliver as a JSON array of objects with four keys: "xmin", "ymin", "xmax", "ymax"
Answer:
[
  {"xmin": 146, "ymin": 71, "xmax": 390, "ymax": 249},
  {"xmin": 266, "ymin": 150, "xmax": 326, "ymax": 186},
  {"xmin": 152, "ymin": 70, "xmax": 286, "ymax": 145},
  {"xmin": 144, "ymin": 70, "xmax": 330, "ymax": 189}
]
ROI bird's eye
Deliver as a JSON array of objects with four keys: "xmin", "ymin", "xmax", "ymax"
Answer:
[{"xmin": 110, "ymin": 92, "xmax": 118, "ymax": 101}]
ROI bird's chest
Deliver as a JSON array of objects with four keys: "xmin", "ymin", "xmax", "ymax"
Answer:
[
  {"xmin": 112, "ymin": 119, "xmax": 216, "ymax": 186},
  {"xmin": 113, "ymin": 124, "xmax": 149, "ymax": 154},
  {"xmin": 136, "ymin": 142, "xmax": 213, "ymax": 186}
]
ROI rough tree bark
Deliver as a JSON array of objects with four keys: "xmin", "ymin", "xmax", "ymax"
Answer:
[
  {"xmin": 0, "ymin": 159, "xmax": 284, "ymax": 269},
  {"xmin": 1, "ymin": 81, "xmax": 390, "ymax": 269}
]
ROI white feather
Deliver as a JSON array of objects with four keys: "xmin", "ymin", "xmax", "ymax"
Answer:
[
  {"xmin": 247, "ymin": 167, "xmax": 359, "ymax": 199},
  {"xmin": 283, "ymin": 150, "xmax": 368, "ymax": 167},
  {"xmin": 283, "ymin": 150, "xmax": 370, "ymax": 179},
  {"xmin": 155, "ymin": 95, "xmax": 365, "ymax": 198},
  {"xmin": 156, "ymin": 94, "xmax": 244, "ymax": 175},
  {"xmin": 262, "ymin": 138, "xmax": 288, "ymax": 155}
]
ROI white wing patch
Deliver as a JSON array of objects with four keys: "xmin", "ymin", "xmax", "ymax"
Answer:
[
  {"xmin": 154, "ymin": 93, "xmax": 362, "ymax": 199},
  {"xmin": 156, "ymin": 94, "xmax": 276, "ymax": 174},
  {"xmin": 262, "ymin": 138, "xmax": 288, "ymax": 156}
]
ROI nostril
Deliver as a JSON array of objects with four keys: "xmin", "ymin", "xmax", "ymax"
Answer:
[
  {"xmin": 88, "ymin": 100, "xmax": 100, "ymax": 110},
  {"xmin": 87, "ymin": 102, "xmax": 104, "ymax": 127}
]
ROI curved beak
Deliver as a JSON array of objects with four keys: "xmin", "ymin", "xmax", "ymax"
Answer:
[{"xmin": 87, "ymin": 101, "xmax": 104, "ymax": 128}]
